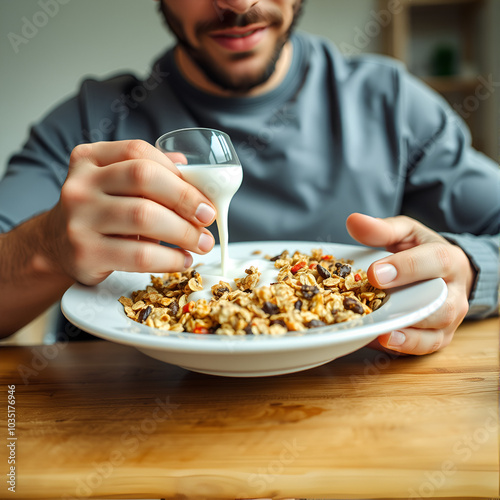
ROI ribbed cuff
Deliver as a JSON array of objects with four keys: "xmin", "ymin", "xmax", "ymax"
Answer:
[{"xmin": 441, "ymin": 232, "xmax": 499, "ymax": 319}]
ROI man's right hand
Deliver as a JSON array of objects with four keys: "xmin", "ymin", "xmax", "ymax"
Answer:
[{"xmin": 46, "ymin": 139, "xmax": 216, "ymax": 285}]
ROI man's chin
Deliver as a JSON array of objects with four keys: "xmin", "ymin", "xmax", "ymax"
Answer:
[{"xmin": 189, "ymin": 55, "xmax": 279, "ymax": 94}]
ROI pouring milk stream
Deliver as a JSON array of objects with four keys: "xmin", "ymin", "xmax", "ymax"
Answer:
[{"xmin": 177, "ymin": 163, "xmax": 242, "ymax": 276}]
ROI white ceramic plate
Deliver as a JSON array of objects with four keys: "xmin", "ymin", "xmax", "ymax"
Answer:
[{"xmin": 61, "ymin": 241, "xmax": 447, "ymax": 377}]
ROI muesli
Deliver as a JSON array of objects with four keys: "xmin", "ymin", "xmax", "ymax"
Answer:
[{"xmin": 119, "ymin": 249, "xmax": 386, "ymax": 336}]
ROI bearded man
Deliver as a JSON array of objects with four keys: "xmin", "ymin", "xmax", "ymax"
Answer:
[{"xmin": 0, "ymin": 0, "xmax": 498, "ymax": 355}]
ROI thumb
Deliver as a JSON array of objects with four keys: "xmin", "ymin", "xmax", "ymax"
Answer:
[
  {"xmin": 346, "ymin": 213, "xmax": 397, "ymax": 248},
  {"xmin": 164, "ymin": 152, "xmax": 188, "ymax": 165},
  {"xmin": 346, "ymin": 213, "xmax": 424, "ymax": 252}
]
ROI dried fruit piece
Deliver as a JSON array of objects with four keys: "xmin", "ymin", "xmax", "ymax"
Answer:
[
  {"xmin": 138, "ymin": 306, "xmax": 152, "ymax": 323},
  {"xmin": 343, "ymin": 296, "xmax": 364, "ymax": 315},
  {"xmin": 301, "ymin": 285, "xmax": 319, "ymax": 299},
  {"xmin": 307, "ymin": 319, "xmax": 327, "ymax": 329},
  {"xmin": 317, "ymin": 264, "xmax": 331, "ymax": 280},
  {"xmin": 262, "ymin": 301, "xmax": 280, "ymax": 315},
  {"xmin": 335, "ymin": 263, "xmax": 351, "ymax": 278},
  {"xmin": 291, "ymin": 261, "xmax": 307, "ymax": 274}
]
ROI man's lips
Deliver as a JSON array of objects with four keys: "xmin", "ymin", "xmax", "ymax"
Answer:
[{"xmin": 209, "ymin": 25, "xmax": 267, "ymax": 52}]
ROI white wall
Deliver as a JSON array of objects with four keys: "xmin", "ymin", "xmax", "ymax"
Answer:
[{"xmin": 0, "ymin": 0, "xmax": 383, "ymax": 177}]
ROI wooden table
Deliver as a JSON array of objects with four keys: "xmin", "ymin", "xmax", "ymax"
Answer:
[{"xmin": 1, "ymin": 318, "xmax": 499, "ymax": 500}]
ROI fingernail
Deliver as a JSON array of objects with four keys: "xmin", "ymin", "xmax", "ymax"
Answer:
[
  {"xmin": 198, "ymin": 233, "xmax": 213, "ymax": 252},
  {"xmin": 195, "ymin": 203, "xmax": 216, "ymax": 224},
  {"xmin": 388, "ymin": 330, "xmax": 406, "ymax": 348},
  {"xmin": 374, "ymin": 263, "xmax": 398, "ymax": 285},
  {"xmin": 184, "ymin": 253, "xmax": 193, "ymax": 269}
]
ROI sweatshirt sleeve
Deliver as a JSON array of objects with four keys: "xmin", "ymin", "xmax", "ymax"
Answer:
[
  {"xmin": 399, "ymin": 71, "xmax": 499, "ymax": 318},
  {"xmin": 0, "ymin": 73, "xmax": 140, "ymax": 233},
  {"xmin": 0, "ymin": 95, "xmax": 81, "ymax": 232}
]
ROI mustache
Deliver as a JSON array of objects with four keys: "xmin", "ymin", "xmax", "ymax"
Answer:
[{"xmin": 196, "ymin": 6, "xmax": 284, "ymax": 34}]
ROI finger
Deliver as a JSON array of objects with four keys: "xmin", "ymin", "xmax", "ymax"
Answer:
[
  {"xmin": 165, "ymin": 152, "xmax": 188, "ymax": 165},
  {"xmin": 93, "ymin": 196, "xmax": 215, "ymax": 254},
  {"xmin": 97, "ymin": 160, "xmax": 216, "ymax": 226},
  {"xmin": 367, "ymin": 241, "xmax": 455, "ymax": 288},
  {"xmin": 346, "ymin": 213, "xmax": 429, "ymax": 251},
  {"xmin": 77, "ymin": 238, "xmax": 194, "ymax": 284},
  {"xmin": 410, "ymin": 291, "xmax": 469, "ymax": 331},
  {"xmin": 365, "ymin": 339, "xmax": 408, "ymax": 356},
  {"xmin": 71, "ymin": 139, "xmax": 179, "ymax": 173},
  {"xmin": 376, "ymin": 326, "xmax": 454, "ymax": 355}
]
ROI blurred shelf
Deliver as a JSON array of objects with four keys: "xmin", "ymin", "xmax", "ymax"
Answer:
[
  {"xmin": 422, "ymin": 76, "xmax": 479, "ymax": 93},
  {"xmin": 399, "ymin": 0, "xmax": 483, "ymax": 5},
  {"xmin": 379, "ymin": 0, "xmax": 492, "ymax": 155}
]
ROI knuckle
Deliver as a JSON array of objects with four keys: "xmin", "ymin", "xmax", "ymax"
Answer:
[
  {"xmin": 181, "ymin": 223, "xmax": 197, "ymax": 246},
  {"xmin": 429, "ymin": 334, "xmax": 443, "ymax": 354},
  {"xmin": 410, "ymin": 330, "xmax": 443, "ymax": 355},
  {"xmin": 175, "ymin": 183, "xmax": 193, "ymax": 213},
  {"xmin": 129, "ymin": 160, "xmax": 155, "ymax": 189},
  {"xmin": 405, "ymin": 252, "xmax": 419, "ymax": 276},
  {"xmin": 404, "ymin": 334, "xmax": 421, "ymax": 355},
  {"xmin": 70, "ymin": 143, "xmax": 93, "ymax": 164},
  {"xmin": 133, "ymin": 246, "xmax": 153, "ymax": 271},
  {"xmin": 125, "ymin": 139, "xmax": 151, "ymax": 159},
  {"xmin": 434, "ymin": 242, "xmax": 453, "ymax": 276},
  {"xmin": 131, "ymin": 201, "xmax": 155, "ymax": 231},
  {"xmin": 60, "ymin": 179, "xmax": 87, "ymax": 212},
  {"xmin": 440, "ymin": 300, "xmax": 457, "ymax": 327}
]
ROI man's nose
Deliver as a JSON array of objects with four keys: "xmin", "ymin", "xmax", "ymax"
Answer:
[{"xmin": 214, "ymin": 0, "xmax": 259, "ymax": 14}]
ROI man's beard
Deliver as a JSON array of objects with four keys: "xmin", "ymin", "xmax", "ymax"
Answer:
[{"xmin": 158, "ymin": 1, "xmax": 304, "ymax": 94}]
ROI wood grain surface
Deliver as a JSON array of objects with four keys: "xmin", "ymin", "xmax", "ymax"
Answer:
[{"xmin": 1, "ymin": 318, "xmax": 498, "ymax": 500}]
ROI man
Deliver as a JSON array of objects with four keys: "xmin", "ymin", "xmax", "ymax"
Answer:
[{"xmin": 0, "ymin": 0, "xmax": 498, "ymax": 355}]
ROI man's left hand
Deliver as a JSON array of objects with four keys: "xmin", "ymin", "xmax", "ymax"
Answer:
[{"xmin": 346, "ymin": 213, "xmax": 475, "ymax": 355}]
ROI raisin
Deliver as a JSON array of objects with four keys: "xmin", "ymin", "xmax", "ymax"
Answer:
[
  {"xmin": 316, "ymin": 264, "xmax": 331, "ymax": 280},
  {"xmin": 294, "ymin": 299, "xmax": 303, "ymax": 310},
  {"xmin": 168, "ymin": 301, "xmax": 179, "ymax": 316},
  {"xmin": 307, "ymin": 319, "xmax": 326, "ymax": 329},
  {"xmin": 243, "ymin": 325, "xmax": 253, "ymax": 335},
  {"xmin": 262, "ymin": 301, "xmax": 280, "ymax": 315},
  {"xmin": 210, "ymin": 323, "xmax": 221, "ymax": 334},
  {"xmin": 191, "ymin": 269, "xmax": 200, "ymax": 280},
  {"xmin": 343, "ymin": 297, "xmax": 364, "ymax": 314},
  {"xmin": 270, "ymin": 250, "xmax": 287, "ymax": 261},
  {"xmin": 334, "ymin": 264, "xmax": 351, "ymax": 278},
  {"xmin": 270, "ymin": 319, "xmax": 286, "ymax": 327},
  {"xmin": 213, "ymin": 286, "xmax": 229, "ymax": 298},
  {"xmin": 138, "ymin": 306, "xmax": 152, "ymax": 323},
  {"xmin": 301, "ymin": 284, "xmax": 319, "ymax": 299}
]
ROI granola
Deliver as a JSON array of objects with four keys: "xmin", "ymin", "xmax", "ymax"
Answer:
[{"xmin": 119, "ymin": 249, "xmax": 387, "ymax": 336}]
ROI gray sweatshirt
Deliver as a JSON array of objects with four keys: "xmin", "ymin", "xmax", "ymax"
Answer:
[{"xmin": 1, "ymin": 32, "xmax": 498, "ymax": 318}]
